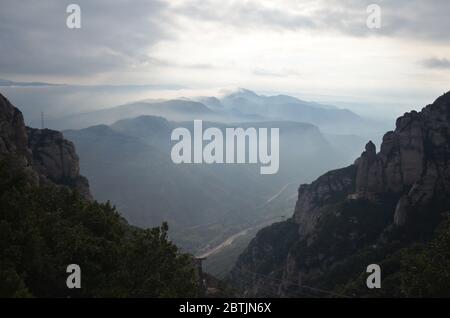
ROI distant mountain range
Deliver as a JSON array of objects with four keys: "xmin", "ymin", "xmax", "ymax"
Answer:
[
  {"xmin": 219, "ymin": 89, "xmax": 384, "ymax": 134},
  {"xmin": 0, "ymin": 79, "xmax": 64, "ymax": 87},
  {"xmin": 52, "ymin": 89, "xmax": 383, "ymax": 136}
]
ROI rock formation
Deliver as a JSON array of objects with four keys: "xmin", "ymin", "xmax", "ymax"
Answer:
[
  {"xmin": 0, "ymin": 93, "xmax": 91, "ymax": 199},
  {"xmin": 0, "ymin": 94, "xmax": 31, "ymax": 163}
]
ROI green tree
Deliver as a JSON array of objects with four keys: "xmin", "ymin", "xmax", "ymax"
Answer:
[
  {"xmin": 0, "ymin": 156, "xmax": 198, "ymax": 298},
  {"xmin": 400, "ymin": 216, "xmax": 450, "ymax": 297}
]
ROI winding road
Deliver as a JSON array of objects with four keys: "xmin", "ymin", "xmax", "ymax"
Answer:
[{"xmin": 196, "ymin": 182, "xmax": 294, "ymax": 258}]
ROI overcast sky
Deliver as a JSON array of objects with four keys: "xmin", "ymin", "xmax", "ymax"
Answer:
[{"xmin": 1, "ymin": 0, "xmax": 449, "ymax": 116}]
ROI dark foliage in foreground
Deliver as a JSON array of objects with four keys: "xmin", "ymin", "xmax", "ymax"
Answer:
[{"xmin": 0, "ymin": 157, "xmax": 198, "ymax": 298}]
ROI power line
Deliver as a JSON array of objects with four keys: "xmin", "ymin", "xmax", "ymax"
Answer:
[
  {"xmin": 237, "ymin": 273, "xmax": 319, "ymax": 298},
  {"xmin": 233, "ymin": 270, "xmax": 312, "ymax": 298},
  {"xmin": 233, "ymin": 267, "xmax": 353, "ymax": 298},
  {"xmin": 243, "ymin": 267, "xmax": 353, "ymax": 298},
  {"xmin": 231, "ymin": 267, "xmax": 319, "ymax": 298},
  {"xmin": 227, "ymin": 268, "xmax": 297, "ymax": 298}
]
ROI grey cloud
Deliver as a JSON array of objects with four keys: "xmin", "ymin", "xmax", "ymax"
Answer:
[
  {"xmin": 173, "ymin": 0, "xmax": 450, "ymax": 42},
  {"xmin": 172, "ymin": 0, "xmax": 318, "ymax": 31},
  {"xmin": 346, "ymin": 0, "xmax": 450, "ymax": 41},
  {"xmin": 2, "ymin": 0, "xmax": 449, "ymax": 79},
  {"xmin": 0, "ymin": 0, "xmax": 169, "ymax": 77},
  {"xmin": 422, "ymin": 58, "xmax": 450, "ymax": 69}
]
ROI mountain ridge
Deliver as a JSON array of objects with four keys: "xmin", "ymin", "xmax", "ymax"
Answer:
[{"xmin": 50, "ymin": 89, "xmax": 378, "ymax": 137}]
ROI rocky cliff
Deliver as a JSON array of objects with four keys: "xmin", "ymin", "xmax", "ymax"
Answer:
[
  {"xmin": 230, "ymin": 92, "xmax": 450, "ymax": 297},
  {"xmin": 0, "ymin": 94, "xmax": 32, "ymax": 165},
  {"xmin": 0, "ymin": 93, "xmax": 91, "ymax": 199}
]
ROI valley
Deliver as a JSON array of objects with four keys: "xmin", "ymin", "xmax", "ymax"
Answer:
[{"xmin": 1, "ymin": 86, "xmax": 379, "ymax": 277}]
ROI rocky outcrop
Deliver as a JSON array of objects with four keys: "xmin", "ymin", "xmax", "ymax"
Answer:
[
  {"xmin": 293, "ymin": 165, "xmax": 356, "ymax": 239},
  {"xmin": 293, "ymin": 92, "xmax": 450, "ymax": 238},
  {"xmin": 0, "ymin": 93, "xmax": 91, "ymax": 199},
  {"xmin": 0, "ymin": 94, "xmax": 31, "ymax": 162},
  {"xmin": 231, "ymin": 91, "xmax": 450, "ymax": 297},
  {"xmin": 27, "ymin": 127, "xmax": 92, "ymax": 200}
]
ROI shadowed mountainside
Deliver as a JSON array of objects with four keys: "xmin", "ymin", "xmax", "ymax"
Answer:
[{"xmin": 230, "ymin": 91, "xmax": 450, "ymax": 297}]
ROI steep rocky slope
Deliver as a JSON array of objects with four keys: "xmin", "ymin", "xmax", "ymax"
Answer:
[
  {"xmin": 230, "ymin": 92, "xmax": 450, "ymax": 297},
  {"xmin": 0, "ymin": 93, "xmax": 91, "ymax": 199},
  {"xmin": 0, "ymin": 94, "xmax": 31, "ymax": 163}
]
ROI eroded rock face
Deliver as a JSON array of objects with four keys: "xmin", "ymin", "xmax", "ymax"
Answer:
[
  {"xmin": 293, "ymin": 92, "xmax": 450, "ymax": 237},
  {"xmin": 0, "ymin": 93, "xmax": 92, "ymax": 200},
  {"xmin": 393, "ymin": 195, "xmax": 410, "ymax": 226},
  {"xmin": 27, "ymin": 128, "xmax": 80, "ymax": 181},
  {"xmin": 0, "ymin": 94, "xmax": 30, "ymax": 161},
  {"xmin": 27, "ymin": 127, "xmax": 92, "ymax": 200},
  {"xmin": 355, "ymin": 140, "xmax": 384, "ymax": 193},
  {"xmin": 293, "ymin": 165, "xmax": 356, "ymax": 238}
]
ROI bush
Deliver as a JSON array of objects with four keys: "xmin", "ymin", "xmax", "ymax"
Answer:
[{"xmin": 0, "ymin": 157, "xmax": 198, "ymax": 298}]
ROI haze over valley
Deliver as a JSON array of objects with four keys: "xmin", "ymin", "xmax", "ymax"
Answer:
[
  {"xmin": 1, "ymin": 80, "xmax": 389, "ymax": 275},
  {"xmin": 57, "ymin": 88, "xmax": 376, "ymax": 275}
]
